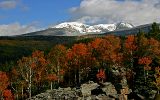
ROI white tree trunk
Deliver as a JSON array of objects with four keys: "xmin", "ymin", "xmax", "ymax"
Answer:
[
  {"xmin": 22, "ymin": 85, "xmax": 23, "ymax": 100},
  {"xmin": 29, "ymin": 67, "xmax": 32, "ymax": 99},
  {"xmin": 144, "ymin": 69, "xmax": 146, "ymax": 84},
  {"xmin": 79, "ymin": 67, "xmax": 81, "ymax": 84},
  {"xmin": 57, "ymin": 65, "xmax": 60, "ymax": 84},
  {"xmin": 50, "ymin": 82, "xmax": 53, "ymax": 90}
]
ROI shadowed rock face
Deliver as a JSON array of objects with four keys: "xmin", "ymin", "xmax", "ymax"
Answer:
[
  {"xmin": 101, "ymin": 82, "xmax": 118, "ymax": 98},
  {"xmin": 91, "ymin": 87, "xmax": 106, "ymax": 96}
]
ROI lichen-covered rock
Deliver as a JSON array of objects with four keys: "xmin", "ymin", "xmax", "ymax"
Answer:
[
  {"xmin": 27, "ymin": 88, "xmax": 79, "ymax": 100},
  {"xmin": 101, "ymin": 82, "xmax": 118, "ymax": 98},
  {"xmin": 149, "ymin": 90, "xmax": 157, "ymax": 99},
  {"xmin": 81, "ymin": 81, "xmax": 99, "ymax": 96},
  {"xmin": 154, "ymin": 94, "xmax": 160, "ymax": 100},
  {"xmin": 97, "ymin": 94, "xmax": 115, "ymax": 100},
  {"xmin": 27, "ymin": 92, "xmax": 51, "ymax": 100}
]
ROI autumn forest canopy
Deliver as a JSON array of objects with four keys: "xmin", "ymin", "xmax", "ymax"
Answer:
[{"xmin": 0, "ymin": 22, "xmax": 160, "ymax": 99}]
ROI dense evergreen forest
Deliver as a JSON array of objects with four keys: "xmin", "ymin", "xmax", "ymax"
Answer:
[{"xmin": 0, "ymin": 22, "xmax": 160, "ymax": 99}]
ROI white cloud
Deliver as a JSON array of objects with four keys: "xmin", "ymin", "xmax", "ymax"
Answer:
[
  {"xmin": 0, "ymin": 0, "xmax": 29, "ymax": 11},
  {"xmin": 70, "ymin": 0, "xmax": 160, "ymax": 25},
  {"xmin": 0, "ymin": 0, "xmax": 17, "ymax": 9},
  {"xmin": 75, "ymin": 16, "xmax": 105, "ymax": 24},
  {"xmin": 0, "ymin": 22, "xmax": 39, "ymax": 36}
]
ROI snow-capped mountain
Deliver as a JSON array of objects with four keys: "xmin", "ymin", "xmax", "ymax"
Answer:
[
  {"xmin": 52, "ymin": 22, "xmax": 134, "ymax": 34},
  {"xmin": 53, "ymin": 22, "xmax": 90, "ymax": 33},
  {"xmin": 92, "ymin": 24, "xmax": 116, "ymax": 32},
  {"xmin": 23, "ymin": 22, "xmax": 134, "ymax": 36}
]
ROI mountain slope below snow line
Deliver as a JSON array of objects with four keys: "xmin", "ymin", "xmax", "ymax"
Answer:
[
  {"xmin": 23, "ymin": 22, "xmax": 134, "ymax": 36},
  {"xmin": 104, "ymin": 23, "xmax": 152, "ymax": 36}
]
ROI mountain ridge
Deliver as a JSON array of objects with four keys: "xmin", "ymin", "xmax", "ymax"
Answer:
[
  {"xmin": 52, "ymin": 22, "xmax": 134, "ymax": 34},
  {"xmin": 23, "ymin": 22, "xmax": 134, "ymax": 36},
  {"xmin": 22, "ymin": 22, "xmax": 159, "ymax": 37}
]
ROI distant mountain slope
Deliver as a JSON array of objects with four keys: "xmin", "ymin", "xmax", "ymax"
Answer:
[{"xmin": 104, "ymin": 23, "xmax": 152, "ymax": 36}]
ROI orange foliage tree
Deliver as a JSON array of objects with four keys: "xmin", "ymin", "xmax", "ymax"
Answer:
[
  {"xmin": 67, "ymin": 43, "xmax": 90, "ymax": 85},
  {"xmin": 16, "ymin": 57, "xmax": 35, "ymax": 99},
  {"xmin": 103, "ymin": 35, "xmax": 122, "ymax": 65},
  {"xmin": 10, "ymin": 67, "xmax": 27, "ymax": 100},
  {"xmin": 125, "ymin": 35, "xmax": 137, "ymax": 53},
  {"xmin": 124, "ymin": 35, "xmax": 137, "ymax": 85},
  {"xmin": 89, "ymin": 38, "xmax": 104, "ymax": 67},
  {"xmin": 3, "ymin": 89, "xmax": 14, "ymax": 100},
  {"xmin": 46, "ymin": 74, "xmax": 58, "ymax": 90},
  {"xmin": 0, "ymin": 71, "xmax": 10, "ymax": 99},
  {"xmin": 124, "ymin": 35, "xmax": 137, "ymax": 69},
  {"xmin": 13, "ymin": 50, "xmax": 48, "ymax": 99},
  {"xmin": 47, "ymin": 44, "xmax": 67, "ymax": 88},
  {"xmin": 154, "ymin": 67, "xmax": 160, "ymax": 94},
  {"xmin": 30, "ymin": 50, "xmax": 48, "ymax": 97},
  {"xmin": 138, "ymin": 56, "xmax": 152, "ymax": 83},
  {"xmin": 90, "ymin": 35, "xmax": 122, "ymax": 83},
  {"xmin": 91, "ymin": 35, "xmax": 122, "ymax": 67},
  {"xmin": 149, "ymin": 38, "xmax": 160, "ymax": 57},
  {"xmin": 96, "ymin": 69, "xmax": 106, "ymax": 83}
]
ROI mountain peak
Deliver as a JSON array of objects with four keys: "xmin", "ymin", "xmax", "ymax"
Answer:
[
  {"xmin": 52, "ymin": 22, "xmax": 89, "ymax": 33},
  {"xmin": 53, "ymin": 22, "xmax": 87, "ymax": 28},
  {"xmin": 116, "ymin": 22, "xmax": 134, "ymax": 29}
]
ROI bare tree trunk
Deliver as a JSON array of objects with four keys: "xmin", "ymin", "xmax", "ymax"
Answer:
[
  {"xmin": 22, "ymin": 85, "xmax": 24, "ymax": 100},
  {"xmin": 0, "ymin": 91, "xmax": 3, "ymax": 100},
  {"xmin": 146, "ymin": 70, "xmax": 148, "ymax": 78},
  {"xmin": 68, "ymin": 67, "xmax": 70, "ymax": 86},
  {"xmin": 131, "ymin": 51, "xmax": 133, "ymax": 69},
  {"xmin": 75, "ymin": 69, "xmax": 77, "ymax": 85},
  {"xmin": 16, "ymin": 87, "xmax": 19, "ymax": 100},
  {"xmin": 16, "ymin": 94, "xmax": 19, "ymax": 100},
  {"xmin": 57, "ymin": 64, "xmax": 60, "ymax": 84},
  {"xmin": 50, "ymin": 82, "xmax": 53, "ymax": 90},
  {"xmin": 144, "ymin": 69, "xmax": 146, "ymax": 84},
  {"xmin": 130, "ymin": 51, "xmax": 134, "ymax": 88},
  {"xmin": 29, "ymin": 67, "xmax": 32, "ymax": 99},
  {"xmin": 79, "ymin": 67, "xmax": 81, "ymax": 85}
]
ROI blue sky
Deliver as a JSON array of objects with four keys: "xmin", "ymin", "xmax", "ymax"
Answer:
[
  {"xmin": 0, "ymin": 0, "xmax": 81, "ymax": 27},
  {"xmin": 0, "ymin": 0, "xmax": 160, "ymax": 36}
]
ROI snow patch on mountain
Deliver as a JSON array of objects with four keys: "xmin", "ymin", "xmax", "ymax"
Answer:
[
  {"xmin": 116, "ymin": 22, "xmax": 134, "ymax": 30},
  {"xmin": 53, "ymin": 22, "xmax": 89, "ymax": 33},
  {"xmin": 93, "ymin": 24, "xmax": 116, "ymax": 31}
]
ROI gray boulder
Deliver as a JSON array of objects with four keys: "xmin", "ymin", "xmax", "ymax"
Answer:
[
  {"xmin": 81, "ymin": 81, "xmax": 100, "ymax": 96},
  {"xmin": 101, "ymin": 82, "xmax": 118, "ymax": 98}
]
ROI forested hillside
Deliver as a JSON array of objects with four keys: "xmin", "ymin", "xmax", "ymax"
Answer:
[
  {"xmin": 0, "ymin": 22, "xmax": 160, "ymax": 99},
  {"xmin": 0, "ymin": 36, "xmax": 77, "ymax": 69}
]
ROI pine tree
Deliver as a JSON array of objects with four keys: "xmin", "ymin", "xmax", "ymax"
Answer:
[{"xmin": 148, "ymin": 22, "xmax": 160, "ymax": 40}]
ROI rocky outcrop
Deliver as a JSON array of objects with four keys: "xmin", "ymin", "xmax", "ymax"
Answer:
[
  {"xmin": 81, "ymin": 81, "xmax": 99, "ymax": 96},
  {"xmin": 27, "ymin": 81, "xmax": 132, "ymax": 100},
  {"xmin": 101, "ymin": 82, "xmax": 118, "ymax": 98},
  {"xmin": 26, "ymin": 88, "xmax": 80, "ymax": 100}
]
